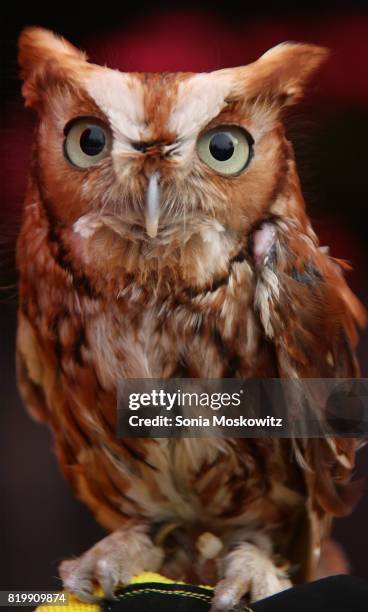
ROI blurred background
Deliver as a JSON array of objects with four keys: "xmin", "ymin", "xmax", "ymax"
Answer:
[{"xmin": 1, "ymin": 0, "xmax": 368, "ymax": 598}]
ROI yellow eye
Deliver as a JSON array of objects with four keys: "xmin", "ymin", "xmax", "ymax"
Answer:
[
  {"xmin": 196, "ymin": 125, "xmax": 253, "ymax": 175},
  {"xmin": 64, "ymin": 117, "xmax": 112, "ymax": 169}
]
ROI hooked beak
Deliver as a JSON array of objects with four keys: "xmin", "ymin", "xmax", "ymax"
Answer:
[{"xmin": 145, "ymin": 172, "xmax": 160, "ymax": 238}]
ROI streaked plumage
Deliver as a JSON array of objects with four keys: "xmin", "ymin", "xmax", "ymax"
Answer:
[{"xmin": 16, "ymin": 28, "xmax": 365, "ymax": 610}]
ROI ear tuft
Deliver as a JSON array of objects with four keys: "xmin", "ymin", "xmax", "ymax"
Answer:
[
  {"xmin": 222, "ymin": 42, "xmax": 330, "ymax": 110},
  {"xmin": 258, "ymin": 42, "xmax": 330, "ymax": 105},
  {"xmin": 18, "ymin": 27, "xmax": 87, "ymax": 108}
]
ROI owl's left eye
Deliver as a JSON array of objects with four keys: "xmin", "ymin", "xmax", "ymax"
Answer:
[
  {"xmin": 196, "ymin": 125, "xmax": 253, "ymax": 175},
  {"xmin": 64, "ymin": 117, "xmax": 112, "ymax": 169}
]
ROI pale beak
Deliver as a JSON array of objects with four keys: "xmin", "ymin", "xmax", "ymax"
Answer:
[{"xmin": 145, "ymin": 172, "xmax": 160, "ymax": 238}]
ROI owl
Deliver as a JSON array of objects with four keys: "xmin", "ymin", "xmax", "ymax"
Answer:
[{"xmin": 16, "ymin": 27, "xmax": 365, "ymax": 611}]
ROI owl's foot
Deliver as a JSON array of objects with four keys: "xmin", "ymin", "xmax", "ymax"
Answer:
[
  {"xmin": 210, "ymin": 542, "xmax": 291, "ymax": 611},
  {"xmin": 59, "ymin": 523, "xmax": 163, "ymax": 603}
]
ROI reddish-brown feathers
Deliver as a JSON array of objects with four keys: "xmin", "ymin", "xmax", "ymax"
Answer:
[{"xmin": 16, "ymin": 27, "xmax": 365, "ymax": 604}]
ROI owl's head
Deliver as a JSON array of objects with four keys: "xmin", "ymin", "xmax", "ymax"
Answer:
[{"xmin": 18, "ymin": 28, "xmax": 328, "ymax": 285}]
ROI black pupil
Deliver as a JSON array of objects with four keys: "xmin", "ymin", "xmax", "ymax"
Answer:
[
  {"xmin": 80, "ymin": 126, "xmax": 105, "ymax": 156},
  {"xmin": 209, "ymin": 132, "xmax": 234, "ymax": 162}
]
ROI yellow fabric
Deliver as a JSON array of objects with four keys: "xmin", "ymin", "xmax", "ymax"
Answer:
[{"xmin": 35, "ymin": 572, "xmax": 211, "ymax": 611}]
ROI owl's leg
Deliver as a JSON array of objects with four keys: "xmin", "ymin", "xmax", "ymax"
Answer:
[
  {"xmin": 59, "ymin": 522, "xmax": 163, "ymax": 602},
  {"xmin": 210, "ymin": 541, "xmax": 291, "ymax": 612}
]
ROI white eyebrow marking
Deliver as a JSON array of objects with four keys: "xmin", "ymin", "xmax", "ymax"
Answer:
[
  {"xmin": 168, "ymin": 72, "xmax": 233, "ymax": 140},
  {"xmin": 84, "ymin": 69, "xmax": 149, "ymax": 144}
]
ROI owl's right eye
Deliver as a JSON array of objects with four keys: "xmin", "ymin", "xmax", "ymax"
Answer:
[
  {"xmin": 196, "ymin": 125, "xmax": 253, "ymax": 175},
  {"xmin": 64, "ymin": 118, "xmax": 112, "ymax": 169}
]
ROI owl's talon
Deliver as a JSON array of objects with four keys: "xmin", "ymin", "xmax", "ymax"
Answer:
[
  {"xmin": 59, "ymin": 524, "xmax": 163, "ymax": 602},
  {"xmin": 210, "ymin": 576, "xmax": 250, "ymax": 612},
  {"xmin": 98, "ymin": 574, "xmax": 118, "ymax": 601},
  {"xmin": 210, "ymin": 542, "xmax": 291, "ymax": 611},
  {"xmin": 72, "ymin": 590, "xmax": 102, "ymax": 604}
]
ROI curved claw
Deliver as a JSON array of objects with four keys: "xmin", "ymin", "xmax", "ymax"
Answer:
[
  {"xmin": 58, "ymin": 524, "xmax": 164, "ymax": 603},
  {"xmin": 99, "ymin": 575, "xmax": 119, "ymax": 602},
  {"xmin": 73, "ymin": 590, "xmax": 102, "ymax": 604}
]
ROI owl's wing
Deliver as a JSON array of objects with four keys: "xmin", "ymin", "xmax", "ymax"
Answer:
[
  {"xmin": 254, "ymin": 219, "xmax": 364, "ymax": 380},
  {"xmin": 254, "ymin": 218, "xmax": 366, "ymax": 577},
  {"xmin": 16, "ymin": 312, "xmax": 51, "ymax": 423}
]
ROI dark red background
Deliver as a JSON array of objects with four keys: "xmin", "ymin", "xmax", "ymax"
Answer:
[{"xmin": 1, "ymin": 2, "xmax": 368, "ymax": 596}]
